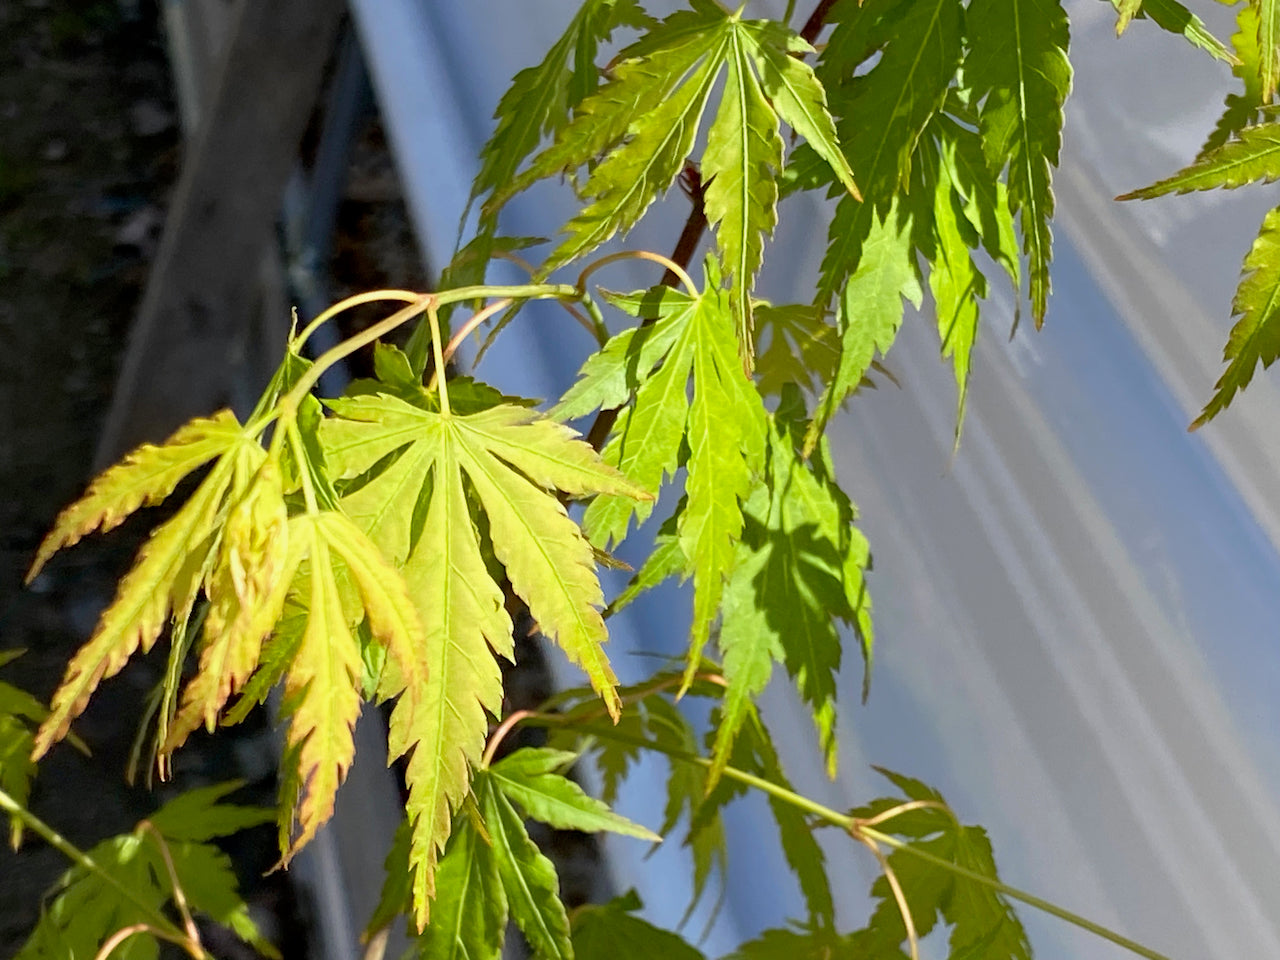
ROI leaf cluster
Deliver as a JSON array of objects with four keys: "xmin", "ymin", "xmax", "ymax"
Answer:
[
  {"xmin": 15, "ymin": 782, "xmax": 276, "ymax": 960},
  {"xmin": 1120, "ymin": 0, "xmax": 1280, "ymax": 426}
]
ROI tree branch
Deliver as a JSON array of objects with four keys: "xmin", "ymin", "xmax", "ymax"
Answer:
[{"xmin": 800, "ymin": 0, "xmax": 840, "ymax": 45}]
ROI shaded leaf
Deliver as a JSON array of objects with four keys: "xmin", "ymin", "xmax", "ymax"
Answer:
[
  {"xmin": 572, "ymin": 890, "xmax": 706, "ymax": 960},
  {"xmin": 407, "ymin": 819, "xmax": 507, "ymax": 960},
  {"xmin": 479, "ymin": 773, "xmax": 573, "ymax": 960},
  {"xmin": 15, "ymin": 785, "xmax": 277, "ymax": 960},
  {"xmin": 965, "ymin": 0, "xmax": 1072, "ymax": 326}
]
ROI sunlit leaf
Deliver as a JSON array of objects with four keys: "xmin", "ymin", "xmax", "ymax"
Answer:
[
  {"xmin": 966, "ymin": 0, "xmax": 1072, "ymax": 326},
  {"xmin": 321, "ymin": 393, "xmax": 644, "ymax": 923}
]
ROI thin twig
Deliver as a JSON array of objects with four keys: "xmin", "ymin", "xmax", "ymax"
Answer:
[
  {"xmin": 481, "ymin": 709, "xmax": 535, "ymax": 768},
  {"xmin": 853, "ymin": 832, "xmax": 919, "ymax": 960},
  {"xmin": 92, "ymin": 924, "xmax": 164, "ymax": 960},
  {"xmin": 496, "ymin": 250, "xmax": 599, "ymax": 338},
  {"xmin": 138, "ymin": 821, "xmax": 201, "ymax": 947},
  {"xmin": 800, "ymin": 0, "xmax": 840, "ymax": 45}
]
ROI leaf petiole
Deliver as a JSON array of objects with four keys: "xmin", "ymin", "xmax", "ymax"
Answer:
[
  {"xmin": 577, "ymin": 250, "xmax": 699, "ymax": 298},
  {"xmin": 281, "ymin": 283, "xmax": 580, "ymax": 412}
]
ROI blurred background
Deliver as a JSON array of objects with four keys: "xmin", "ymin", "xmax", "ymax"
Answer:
[{"xmin": 3, "ymin": 1, "xmax": 1280, "ymax": 958}]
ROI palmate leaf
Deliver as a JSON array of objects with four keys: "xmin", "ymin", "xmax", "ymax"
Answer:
[
  {"xmin": 699, "ymin": 707, "xmax": 837, "ymax": 931},
  {"xmin": 822, "ymin": 0, "xmax": 963, "ymax": 215},
  {"xmin": 0, "ymin": 651, "xmax": 66, "ymax": 848},
  {"xmin": 703, "ymin": 29, "xmax": 783, "ymax": 357},
  {"xmin": 814, "ymin": 0, "xmax": 963, "ymax": 308},
  {"xmin": 15, "ymin": 783, "xmax": 276, "ymax": 960},
  {"xmin": 274, "ymin": 509, "xmax": 428, "ymax": 859},
  {"xmin": 488, "ymin": 747, "xmax": 660, "ymax": 841},
  {"xmin": 965, "ymin": 0, "xmax": 1072, "ymax": 327},
  {"xmin": 571, "ymin": 890, "xmax": 706, "ymax": 960},
  {"xmin": 30, "ymin": 417, "xmax": 265, "ymax": 760},
  {"xmin": 850, "ymin": 770, "xmax": 1032, "ymax": 960},
  {"xmin": 1261, "ymin": 0, "xmax": 1280, "ymax": 101},
  {"xmin": 754, "ymin": 303, "xmax": 840, "ymax": 398},
  {"xmin": 724, "ymin": 926, "xmax": 853, "ymax": 960},
  {"xmin": 477, "ymin": 772, "xmax": 573, "ymax": 960},
  {"xmin": 558, "ymin": 262, "xmax": 768, "ymax": 675},
  {"xmin": 1201, "ymin": 3, "xmax": 1266, "ymax": 158},
  {"xmin": 26, "ymin": 410, "xmax": 246, "ymax": 583},
  {"xmin": 407, "ymin": 818, "xmax": 507, "ymax": 960},
  {"xmin": 546, "ymin": 677, "xmax": 731, "ymax": 914},
  {"xmin": 717, "ymin": 388, "xmax": 872, "ymax": 783},
  {"xmin": 321, "ymin": 395, "xmax": 645, "ymax": 925},
  {"xmin": 1121, "ymin": 129, "xmax": 1280, "ymax": 425},
  {"xmin": 488, "ymin": 6, "xmax": 853, "ymax": 351},
  {"xmin": 1121, "ymin": 121, "xmax": 1280, "ymax": 197},
  {"xmin": 468, "ymin": 0, "xmax": 651, "ymax": 231},
  {"xmin": 163, "ymin": 460, "xmax": 294, "ymax": 751},
  {"xmin": 0, "ymin": 715, "xmax": 36, "ymax": 849},
  {"xmin": 1192, "ymin": 204, "xmax": 1280, "ymax": 426},
  {"xmin": 808, "ymin": 199, "xmax": 923, "ymax": 452},
  {"xmin": 929, "ymin": 140, "xmax": 990, "ymax": 436},
  {"xmin": 1103, "ymin": 0, "xmax": 1236, "ymax": 62}
]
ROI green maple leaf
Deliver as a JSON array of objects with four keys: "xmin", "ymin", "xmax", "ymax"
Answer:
[
  {"xmin": 320, "ymin": 394, "xmax": 646, "ymax": 925},
  {"xmin": 546, "ymin": 677, "xmax": 730, "ymax": 915},
  {"xmin": 702, "ymin": 26, "xmax": 783, "ymax": 356},
  {"xmin": 0, "ymin": 650, "xmax": 81, "ymax": 849},
  {"xmin": 850, "ymin": 770, "xmax": 1032, "ymax": 960},
  {"xmin": 754, "ymin": 302, "xmax": 840, "ymax": 398},
  {"xmin": 468, "ymin": 0, "xmax": 651, "ymax": 231},
  {"xmin": 488, "ymin": 747, "xmax": 660, "ymax": 841},
  {"xmin": 571, "ymin": 890, "xmax": 706, "ymax": 960},
  {"xmin": 698, "ymin": 708, "xmax": 836, "ymax": 931},
  {"xmin": 1200, "ymin": 3, "xmax": 1266, "ymax": 158},
  {"xmin": 1195, "ymin": 205, "xmax": 1280, "ymax": 426},
  {"xmin": 808, "ymin": 199, "xmax": 922, "ymax": 452},
  {"xmin": 1121, "ymin": 131, "xmax": 1280, "ymax": 425},
  {"xmin": 1261, "ymin": 0, "xmax": 1280, "ymax": 100},
  {"xmin": 965, "ymin": 0, "xmax": 1072, "ymax": 327},
  {"xmin": 15, "ymin": 783, "xmax": 276, "ymax": 960},
  {"xmin": 813, "ymin": 0, "xmax": 963, "ymax": 308},
  {"xmin": 477, "ymin": 772, "xmax": 573, "ymax": 960},
  {"xmin": 488, "ymin": 6, "xmax": 853, "ymax": 353},
  {"xmin": 28, "ymin": 411, "xmax": 266, "ymax": 760},
  {"xmin": 1121, "ymin": 121, "xmax": 1280, "ymax": 197},
  {"xmin": 724, "ymin": 927, "xmax": 854, "ymax": 960},
  {"xmin": 406, "ymin": 818, "xmax": 508, "ymax": 960},
  {"xmin": 717, "ymin": 388, "xmax": 872, "ymax": 783},
  {"xmin": 557, "ymin": 261, "xmax": 768, "ymax": 676},
  {"xmin": 823, "ymin": 0, "xmax": 963, "ymax": 207},
  {"xmin": 1104, "ymin": 0, "xmax": 1235, "ymax": 62},
  {"xmin": 929, "ymin": 139, "xmax": 989, "ymax": 437}
]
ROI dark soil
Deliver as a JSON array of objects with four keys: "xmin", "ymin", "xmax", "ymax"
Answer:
[{"xmin": 0, "ymin": 2, "xmax": 304, "ymax": 956}]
